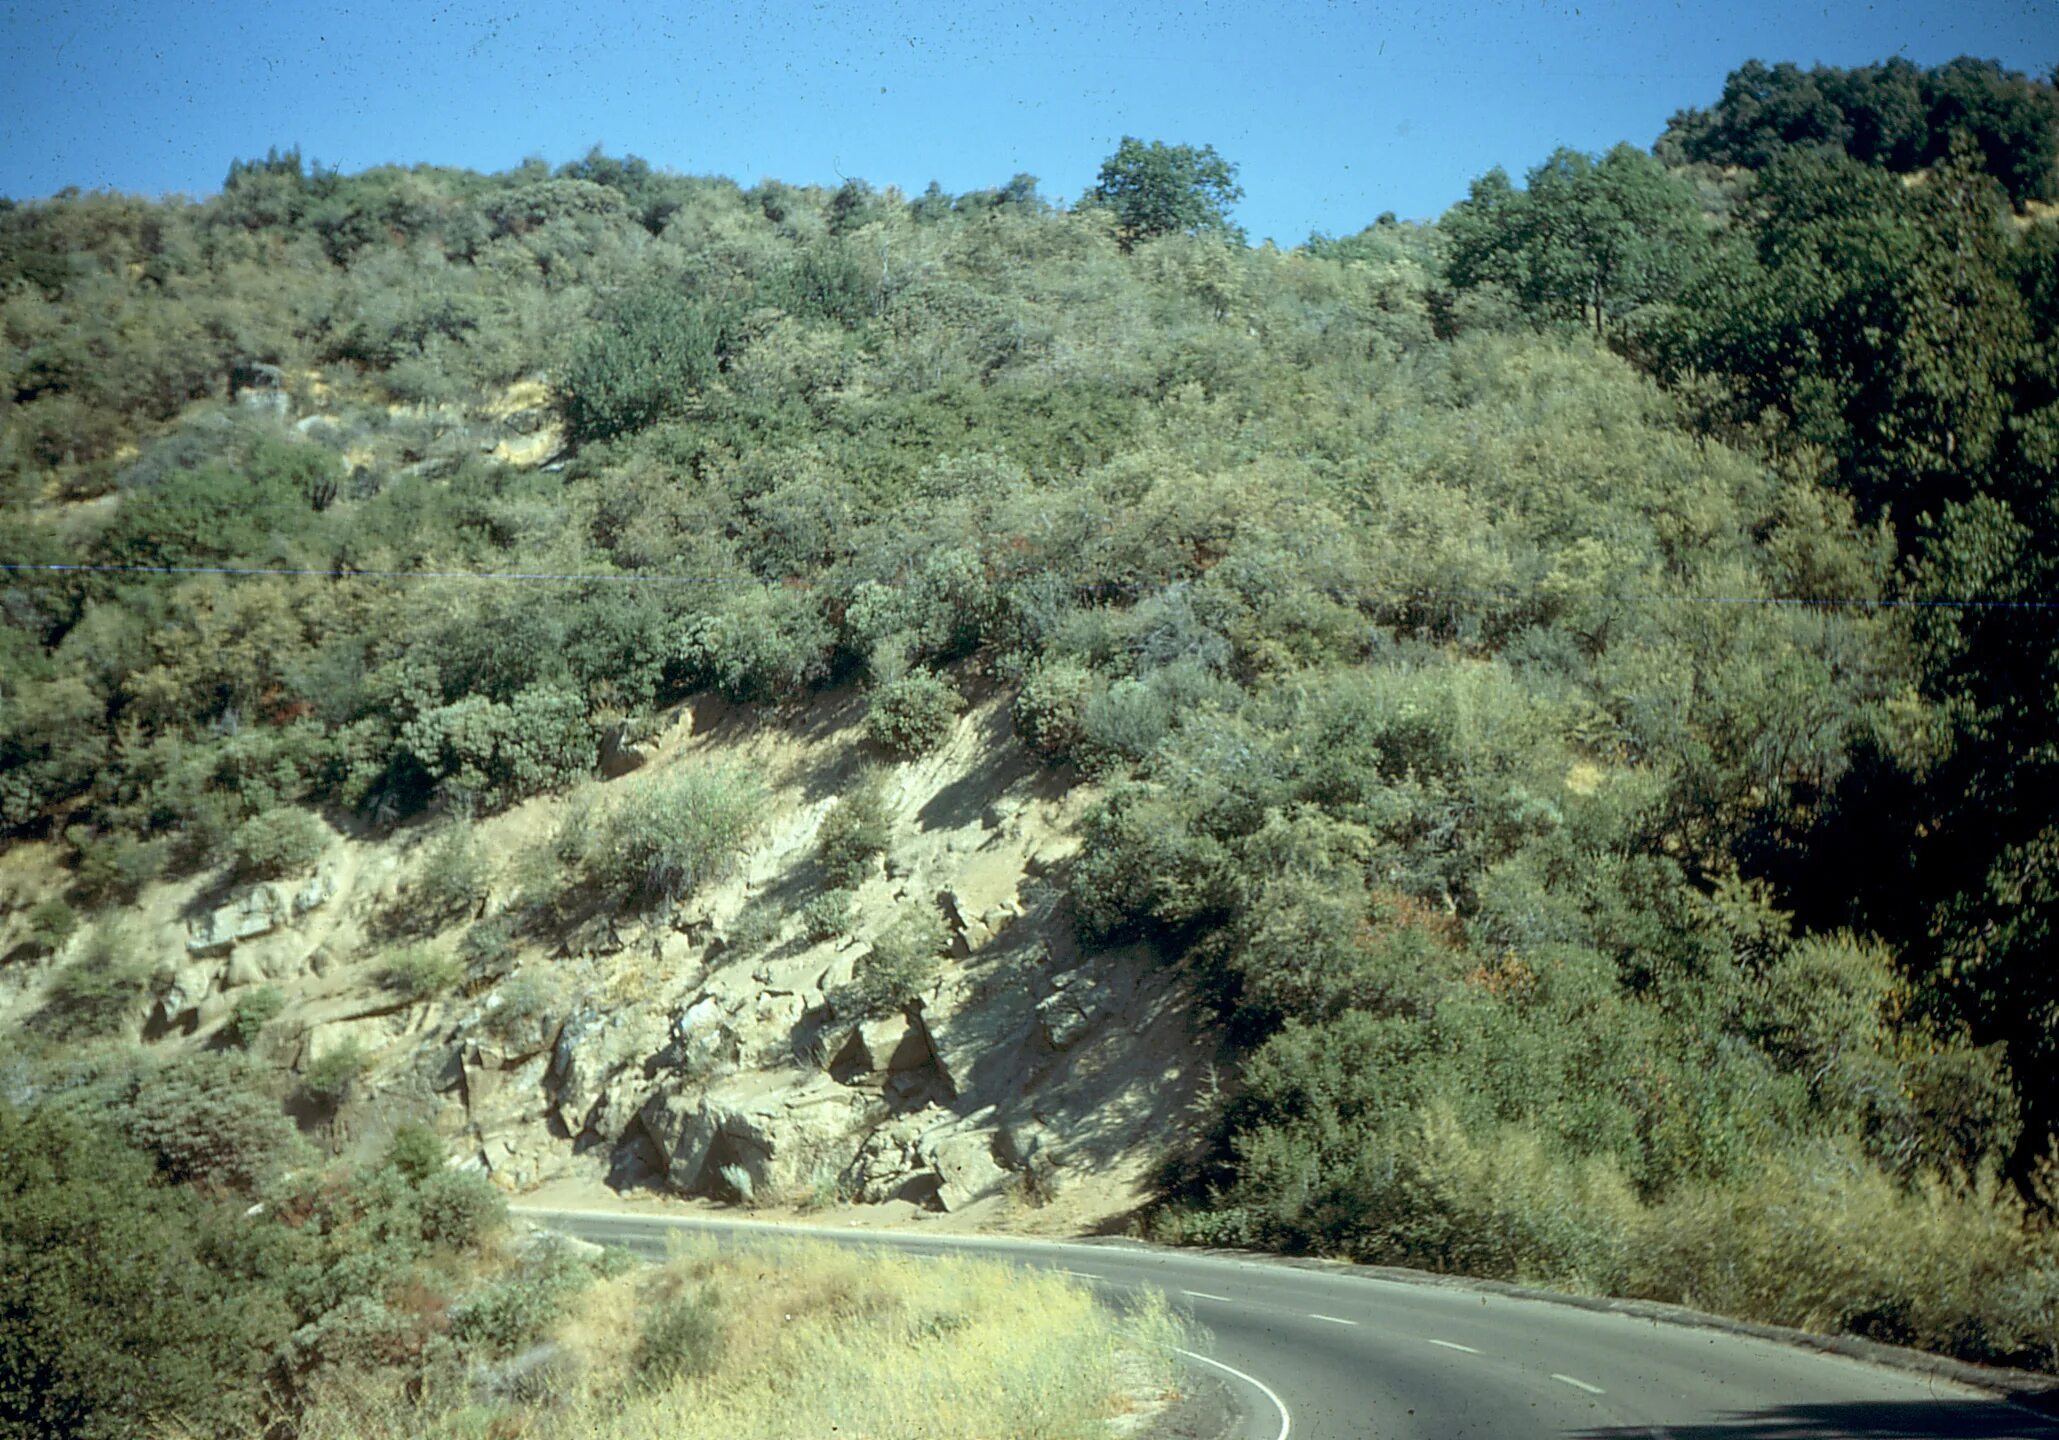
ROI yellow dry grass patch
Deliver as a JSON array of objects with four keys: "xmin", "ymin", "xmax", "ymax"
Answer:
[
  {"xmin": 299, "ymin": 1236, "xmax": 1187, "ymax": 1440},
  {"xmin": 566, "ymin": 1237, "xmax": 1186, "ymax": 1440}
]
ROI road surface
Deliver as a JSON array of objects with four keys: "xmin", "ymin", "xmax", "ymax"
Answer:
[{"xmin": 519, "ymin": 1205, "xmax": 2057, "ymax": 1439}]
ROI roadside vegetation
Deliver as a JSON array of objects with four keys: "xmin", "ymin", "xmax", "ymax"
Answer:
[
  {"xmin": 3, "ymin": 51, "xmax": 2058, "ymax": 1416},
  {"xmin": 298, "ymin": 1237, "xmax": 1183, "ymax": 1440}
]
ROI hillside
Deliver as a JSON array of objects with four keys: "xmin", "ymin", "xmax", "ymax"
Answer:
[{"xmin": 5, "ymin": 53, "xmax": 2059, "ymax": 1436}]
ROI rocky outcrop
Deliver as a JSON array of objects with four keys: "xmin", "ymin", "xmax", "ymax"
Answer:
[
  {"xmin": 636, "ymin": 1068, "xmax": 871, "ymax": 1199},
  {"xmin": 186, "ymin": 871, "xmax": 335, "ymax": 956},
  {"xmin": 841, "ymin": 1109, "xmax": 1015, "ymax": 1211}
]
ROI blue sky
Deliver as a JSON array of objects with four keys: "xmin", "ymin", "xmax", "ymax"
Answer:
[{"xmin": 2, "ymin": 0, "xmax": 2051, "ymax": 244}]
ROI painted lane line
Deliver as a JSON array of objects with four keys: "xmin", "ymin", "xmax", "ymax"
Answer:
[
  {"xmin": 1172, "ymin": 1346, "xmax": 1292, "ymax": 1440},
  {"xmin": 1308, "ymin": 1313, "xmax": 1359, "ymax": 1326},
  {"xmin": 1181, "ymin": 1289, "xmax": 1237, "ymax": 1303},
  {"xmin": 1426, "ymin": 1339, "xmax": 1480, "ymax": 1354},
  {"xmin": 1553, "ymin": 1374, "xmax": 1607, "ymax": 1395},
  {"xmin": 1059, "ymin": 1269, "xmax": 1103, "ymax": 1280}
]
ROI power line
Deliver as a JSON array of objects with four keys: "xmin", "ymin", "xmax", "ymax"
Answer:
[{"xmin": 2, "ymin": 559, "xmax": 2055, "ymax": 611}]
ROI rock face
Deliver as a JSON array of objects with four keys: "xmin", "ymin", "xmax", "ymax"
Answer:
[
  {"xmin": 186, "ymin": 871, "xmax": 335, "ymax": 956},
  {"xmin": 839, "ymin": 1111, "xmax": 1014, "ymax": 1211},
  {"xmin": 636, "ymin": 1068, "xmax": 871, "ymax": 1199}
]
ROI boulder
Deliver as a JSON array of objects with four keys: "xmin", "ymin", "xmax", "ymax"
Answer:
[
  {"xmin": 223, "ymin": 950, "xmax": 271, "ymax": 991},
  {"xmin": 927, "ymin": 1128, "xmax": 1011, "ymax": 1212},
  {"xmin": 638, "ymin": 1069, "xmax": 868, "ymax": 1199},
  {"xmin": 844, "ymin": 1116, "xmax": 937, "ymax": 1205},
  {"xmin": 831, "ymin": 1012, "xmax": 930, "ymax": 1079},
  {"xmin": 292, "ymin": 868, "xmax": 337, "ymax": 916},
  {"xmin": 156, "ymin": 962, "xmax": 217, "ymax": 1028},
  {"xmin": 597, "ymin": 721, "xmax": 648, "ymax": 780},
  {"xmin": 187, "ymin": 886, "xmax": 288, "ymax": 955},
  {"xmin": 1036, "ymin": 990, "xmax": 1094, "ymax": 1050}
]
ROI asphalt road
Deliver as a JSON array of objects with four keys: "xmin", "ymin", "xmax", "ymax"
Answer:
[{"xmin": 518, "ymin": 1206, "xmax": 2058, "ymax": 1440}]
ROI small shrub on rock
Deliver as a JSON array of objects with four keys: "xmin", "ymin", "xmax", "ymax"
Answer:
[
  {"xmin": 379, "ymin": 945, "xmax": 462, "ymax": 1001},
  {"xmin": 301, "ymin": 1039, "xmax": 369, "ymax": 1104},
  {"xmin": 817, "ymin": 765, "xmax": 894, "ymax": 886},
  {"xmin": 800, "ymin": 888, "xmax": 856, "ymax": 942},
  {"xmin": 24, "ymin": 897, "xmax": 78, "ymax": 955},
  {"xmin": 36, "ymin": 926, "xmax": 150, "ymax": 1039},
  {"xmin": 225, "ymin": 985, "xmax": 286, "ymax": 1048},
  {"xmin": 841, "ymin": 908, "xmax": 950, "ymax": 1018}
]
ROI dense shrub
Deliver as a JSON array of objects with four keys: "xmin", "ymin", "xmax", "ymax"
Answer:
[
  {"xmin": 1011, "ymin": 657, "xmax": 1096, "ymax": 763},
  {"xmin": 35, "ymin": 928, "xmax": 150, "ymax": 1040},
  {"xmin": 227, "ymin": 807, "xmax": 329, "ymax": 880},
  {"xmin": 398, "ymin": 687, "xmax": 596, "ymax": 811},
  {"xmin": 0, "ymin": 1103, "xmax": 280, "ymax": 1440},
  {"xmin": 417, "ymin": 1169, "xmax": 506, "ymax": 1249},
  {"xmin": 558, "ymin": 285, "xmax": 739, "ymax": 444},
  {"xmin": 864, "ymin": 670, "xmax": 964, "ymax": 759},
  {"xmin": 119, "ymin": 1053, "xmax": 303, "ymax": 1192}
]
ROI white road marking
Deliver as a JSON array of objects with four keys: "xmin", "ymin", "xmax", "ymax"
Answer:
[
  {"xmin": 1174, "ymin": 1345, "xmax": 1292, "ymax": 1440},
  {"xmin": 1059, "ymin": 1269, "xmax": 1102, "ymax": 1280},
  {"xmin": 1553, "ymin": 1373, "xmax": 1607, "ymax": 1395},
  {"xmin": 1308, "ymin": 1313, "xmax": 1359, "ymax": 1326},
  {"xmin": 1426, "ymin": 1339, "xmax": 1480, "ymax": 1354},
  {"xmin": 1182, "ymin": 1289, "xmax": 1236, "ymax": 1303}
]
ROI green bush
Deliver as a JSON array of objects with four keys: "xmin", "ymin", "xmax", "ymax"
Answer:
[
  {"xmin": 635, "ymin": 1288, "xmax": 725, "ymax": 1386},
  {"xmin": 840, "ymin": 908, "xmax": 950, "ymax": 1018},
  {"xmin": 558, "ymin": 286, "xmax": 738, "ymax": 444},
  {"xmin": 23, "ymin": 896, "xmax": 78, "ymax": 954},
  {"xmin": 227, "ymin": 807, "xmax": 329, "ymax": 879},
  {"xmin": 384, "ymin": 1122, "xmax": 447, "ymax": 1185},
  {"xmin": 0, "ymin": 1102, "xmax": 279, "ymax": 1440},
  {"xmin": 817, "ymin": 766, "xmax": 894, "ymax": 886},
  {"xmin": 800, "ymin": 889, "xmax": 856, "ymax": 942},
  {"xmin": 1012, "ymin": 657, "xmax": 1096, "ymax": 763},
  {"xmin": 378, "ymin": 945, "xmax": 462, "ymax": 1002},
  {"xmin": 301, "ymin": 1039, "xmax": 370, "ymax": 1104},
  {"xmin": 36, "ymin": 928, "xmax": 150, "ymax": 1040},
  {"xmin": 225, "ymin": 984, "xmax": 287, "ymax": 1048},
  {"xmin": 405, "ymin": 820, "xmax": 491, "ymax": 929},
  {"xmin": 417, "ymin": 1169, "xmax": 506, "ymax": 1249},
  {"xmin": 449, "ymin": 1238, "xmax": 591, "ymax": 1355},
  {"xmin": 121, "ymin": 1053, "xmax": 303, "ymax": 1193},
  {"xmin": 864, "ymin": 670, "xmax": 964, "ymax": 759},
  {"xmin": 585, "ymin": 764, "xmax": 765, "ymax": 912},
  {"xmin": 398, "ymin": 686, "xmax": 597, "ymax": 811}
]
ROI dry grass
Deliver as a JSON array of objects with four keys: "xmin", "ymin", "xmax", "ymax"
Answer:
[{"xmin": 296, "ymin": 1236, "xmax": 1187, "ymax": 1440}]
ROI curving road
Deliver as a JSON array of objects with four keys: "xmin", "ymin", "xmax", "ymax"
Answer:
[{"xmin": 518, "ymin": 1206, "xmax": 2058, "ymax": 1439}]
